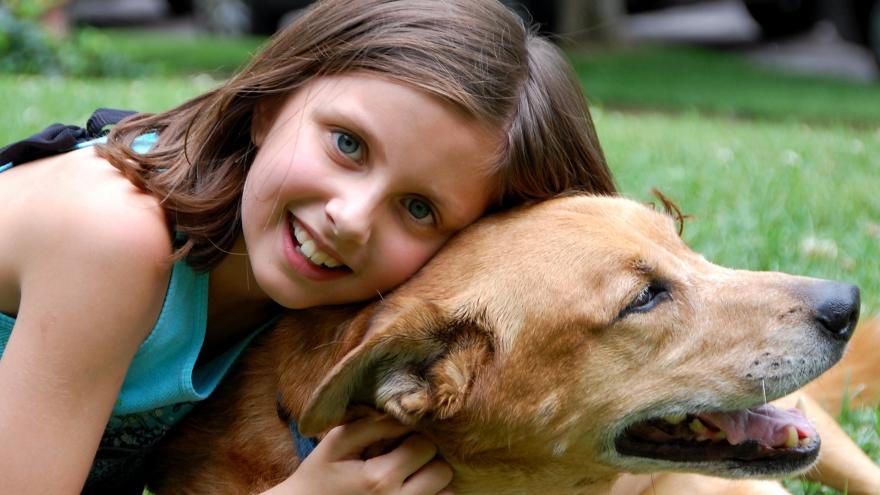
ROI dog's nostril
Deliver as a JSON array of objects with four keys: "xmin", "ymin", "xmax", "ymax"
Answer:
[{"xmin": 812, "ymin": 282, "xmax": 860, "ymax": 341}]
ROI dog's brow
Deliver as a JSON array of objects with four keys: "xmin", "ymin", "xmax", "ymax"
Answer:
[{"xmin": 633, "ymin": 259, "xmax": 655, "ymax": 275}]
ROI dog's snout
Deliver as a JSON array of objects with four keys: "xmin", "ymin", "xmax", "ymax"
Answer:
[{"xmin": 809, "ymin": 281, "xmax": 860, "ymax": 341}]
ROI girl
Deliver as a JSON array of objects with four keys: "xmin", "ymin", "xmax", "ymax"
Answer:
[{"xmin": 0, "ymin": 0, "xmax": 615, "ymax": 493}]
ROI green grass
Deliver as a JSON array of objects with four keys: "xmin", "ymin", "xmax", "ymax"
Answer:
[
  {"xmin": 4, "ymin": 34, "xmax": 879, "ymax": 494},
  {"xmin": 76, "ymin": 30, "xmax": 880, "ymax": 126},
  {"xmin": 95, "ymin": 29, "xmax": 267, "ymax": 76},
  {"xmin": 0, "ymin": 73, "xmax": 219, "ymax": 143},
  {"xmin": 572, "ymin": 46, "xmax": 880, "ymax": 126}
]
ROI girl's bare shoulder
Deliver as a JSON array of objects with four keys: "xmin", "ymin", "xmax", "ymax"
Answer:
[
  {"xmin": 0, "ymin": 146, "xmax": 173, "ymax": 314},
  {"xmin": 0, "ymin": 150, "xmax": 177, "ymax": 484}
]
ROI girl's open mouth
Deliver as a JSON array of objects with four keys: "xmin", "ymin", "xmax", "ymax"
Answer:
[{"xmin": 284, "ymin": 213, "xmax": 352, "ymax": 280}]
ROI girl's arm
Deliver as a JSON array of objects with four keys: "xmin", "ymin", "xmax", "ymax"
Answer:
[{"xmin": 0, "ymin": 149, "xmax": 172, "ymax": 492}]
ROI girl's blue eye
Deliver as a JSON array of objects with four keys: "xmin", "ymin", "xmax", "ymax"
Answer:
[
  {"xmin": 332, "ymin": 131, "xmax": 363, "ymax": 161},
  {"xmin": 402, "ymin": 197, "xmax": 435, "ymax": 224}
]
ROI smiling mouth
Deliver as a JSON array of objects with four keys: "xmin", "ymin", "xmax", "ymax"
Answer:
[
  {"xmin": 288, "ymin": 214, "xmax": 351, "ymax": 272},
  {"xmin": 614, "ymin": 402, "xmax": 819, "ymax": 472}
]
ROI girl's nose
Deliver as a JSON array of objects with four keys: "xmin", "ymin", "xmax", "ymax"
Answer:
[{"xmin": 325, "ymin": 195, "xmax": 375, "ymax": 245}]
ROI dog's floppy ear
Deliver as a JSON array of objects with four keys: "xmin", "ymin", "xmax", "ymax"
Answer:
[{"xmin": 298, "ymin": 297, "xmax": 492, "ymax": 437}]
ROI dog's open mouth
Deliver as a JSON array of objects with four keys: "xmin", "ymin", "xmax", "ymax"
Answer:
[{"xmin": 615, "ymin": 402, "xmax": 819, "ymax": 468}]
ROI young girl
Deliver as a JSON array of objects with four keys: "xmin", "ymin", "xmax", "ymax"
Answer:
[{"xmin": 0, "ymin": 0, "xmax": 615, "ymax": 493}]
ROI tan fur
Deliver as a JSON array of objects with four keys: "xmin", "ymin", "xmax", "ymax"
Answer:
[{"xmin": 147, "ymin": 195, "xmax": 868, "ymax": 495}]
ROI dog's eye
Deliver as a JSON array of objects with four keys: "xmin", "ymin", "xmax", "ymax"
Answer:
[{"xmin": 622, "ymin": 282, "xmax": 669, "ymax": 316}]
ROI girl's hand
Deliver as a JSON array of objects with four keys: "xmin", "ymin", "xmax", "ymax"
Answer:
[{"xmin": 271, "ymin": 416, "xmax": 453, "ymax": 495}]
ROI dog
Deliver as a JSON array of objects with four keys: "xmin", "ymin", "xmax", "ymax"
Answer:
[{"xmin": 147, "ymin": 194, "xmax": 863, "ymax": 494}]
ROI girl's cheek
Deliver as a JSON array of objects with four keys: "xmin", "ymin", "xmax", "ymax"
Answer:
[
  {"xmin": 248, "ymin": 148, "xmax": 316, "ymax": 200},
  {"xmin": 242, "ymin": 164, "xmax": 281, "ymax": 206},
  {"xmin": 372, "ymin": 238, "xmax": 445, "ymax": 290}
]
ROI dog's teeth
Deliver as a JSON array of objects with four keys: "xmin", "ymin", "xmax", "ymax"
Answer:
[
  {"xmin": 712, "ymin": 430, "xmax": 727, "ymax": 442},
  {"xmin": 663, "ymin": 414, "xmax": 687, "ymax": 425},
  {"xmin": 323, "ymin": 258, "xmax": 341, "ymax": 268},
  {"xmin": 785, "ymin": 426, "xmax": 799, "ymax": 448},
  {"xmin": 795, "ymin": 396, "xmax": 808, "ymax": 415},
  {"xmin": 799, "ymin": 436, "xmax": 811, "ymax": 447},
  {"xmin": 689, "ymin": 418, "xmax": 708, "ymax": 435}
]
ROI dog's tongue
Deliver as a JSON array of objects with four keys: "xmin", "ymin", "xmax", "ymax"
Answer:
[{"xmin": 699, "ymin": 405, "xmax": 813, "ymax": 447}]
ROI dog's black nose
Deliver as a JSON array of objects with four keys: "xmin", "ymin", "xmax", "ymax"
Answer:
[{"xmin": 809, "ymin": 281, "xmax": 860, "ymax": 341}]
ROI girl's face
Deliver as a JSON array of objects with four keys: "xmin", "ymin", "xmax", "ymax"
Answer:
[{"xmin": 242, "ymin": 74, "xmax": 499, "ymax": 309}]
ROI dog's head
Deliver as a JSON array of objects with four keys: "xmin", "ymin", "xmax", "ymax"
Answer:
[{"xmin": 298, "ymin": 195, "xmax": 859, "ymax": 492}]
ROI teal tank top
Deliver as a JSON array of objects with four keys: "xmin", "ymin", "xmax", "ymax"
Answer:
[{"xmin": 0, "ymin": 133, "xmax": 273, "ymax": 489}]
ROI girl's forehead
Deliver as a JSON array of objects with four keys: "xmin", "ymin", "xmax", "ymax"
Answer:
[{"xmin": 293, "ymin": 73, "xmax": 489, "ymax": 127}]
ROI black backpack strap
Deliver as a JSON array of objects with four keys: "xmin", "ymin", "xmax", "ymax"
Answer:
[
  {"xmin": 0, "ymin": 108, "xmax": 137, "ymax": 167},
  {"xmin": 0, "ymin": 123, "xmax": 88, "ymax": 167},
  {"xmin": 87, "ymin": 108, "xmax": 137, "ymax": 137}
]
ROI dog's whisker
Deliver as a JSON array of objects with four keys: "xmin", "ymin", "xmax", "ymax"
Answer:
[
  {"xmin": 650, "ymin": 473, "xmax": 657, "ymax": 495},
  {"xmin": 762, "ymin": 379, "xmax": 768, "ymax": 405}
]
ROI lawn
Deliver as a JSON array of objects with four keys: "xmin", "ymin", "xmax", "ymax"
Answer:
[
  {"xmin": 2, "ymin": 32, "xmax": 878, "ymax": 494},
  {"xmin": 93, "ymin": 29, "xmax": 266, "ymax": 76},
  {"xmin": 572, "ymin": 45, "xmax": 880, "ymax": 126},
  {"xmin": 0, "ymin": 74, "xmax": 220, "ymax": 143}
]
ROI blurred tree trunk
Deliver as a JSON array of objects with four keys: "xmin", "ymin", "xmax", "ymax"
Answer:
[{"xmin": 556, "ymin": 0, "xmax": 624, "ymax": 45}]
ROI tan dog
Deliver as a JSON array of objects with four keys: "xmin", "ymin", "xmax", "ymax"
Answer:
[{"xmin": 147, "ymin": 195, "xmax": 864, "ymax": 495}]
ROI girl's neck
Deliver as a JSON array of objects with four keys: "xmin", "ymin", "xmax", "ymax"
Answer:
[{"xmin": 204, "ymin": 236, "xmax": 279, "ymax": 361}]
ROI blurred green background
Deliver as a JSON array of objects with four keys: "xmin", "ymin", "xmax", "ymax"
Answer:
[{"xmin": 2, "ymin": 2, "xmax": 879, "ymax": 493}]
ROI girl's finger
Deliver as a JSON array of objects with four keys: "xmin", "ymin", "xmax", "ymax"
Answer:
[
  {"xmin": 315, "ymin": 416, "xmax": 411, "ymax": 460},
  {"xmin": 369, "ymin": 433, "xmax": 438, "ymax": 479},
  {"xmin": 401, "ymin": 458, "xmax": 454, "ymax": 495}
]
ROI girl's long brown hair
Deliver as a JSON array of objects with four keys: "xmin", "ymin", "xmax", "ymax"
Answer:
[{"xmin": 98, "ymin": 0, "xmax": 616, "ymax": 271}]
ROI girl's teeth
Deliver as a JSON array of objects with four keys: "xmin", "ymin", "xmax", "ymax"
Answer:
[
  {"xmin": 301, "ymin": 240, "xmax": 317, "ymax": 257},
  {"xmin": 292, "ymin": 219, "xmax": 344, "ymax": 269},
  {"xmin": 308, "ymin": 249, "xmax": 342, "ymax": 269},
  {"xmin": 294, "ymin": 225, "xmax": 308, "ymax": 244},
  {"xmin": 311, "ymin": 252, "xmax": 329, "ymax": 266}
]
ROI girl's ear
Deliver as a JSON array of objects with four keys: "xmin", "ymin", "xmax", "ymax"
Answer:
[{"xmin": 251, "ymin": 95, "xmax": 285, "ymax": 147}]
